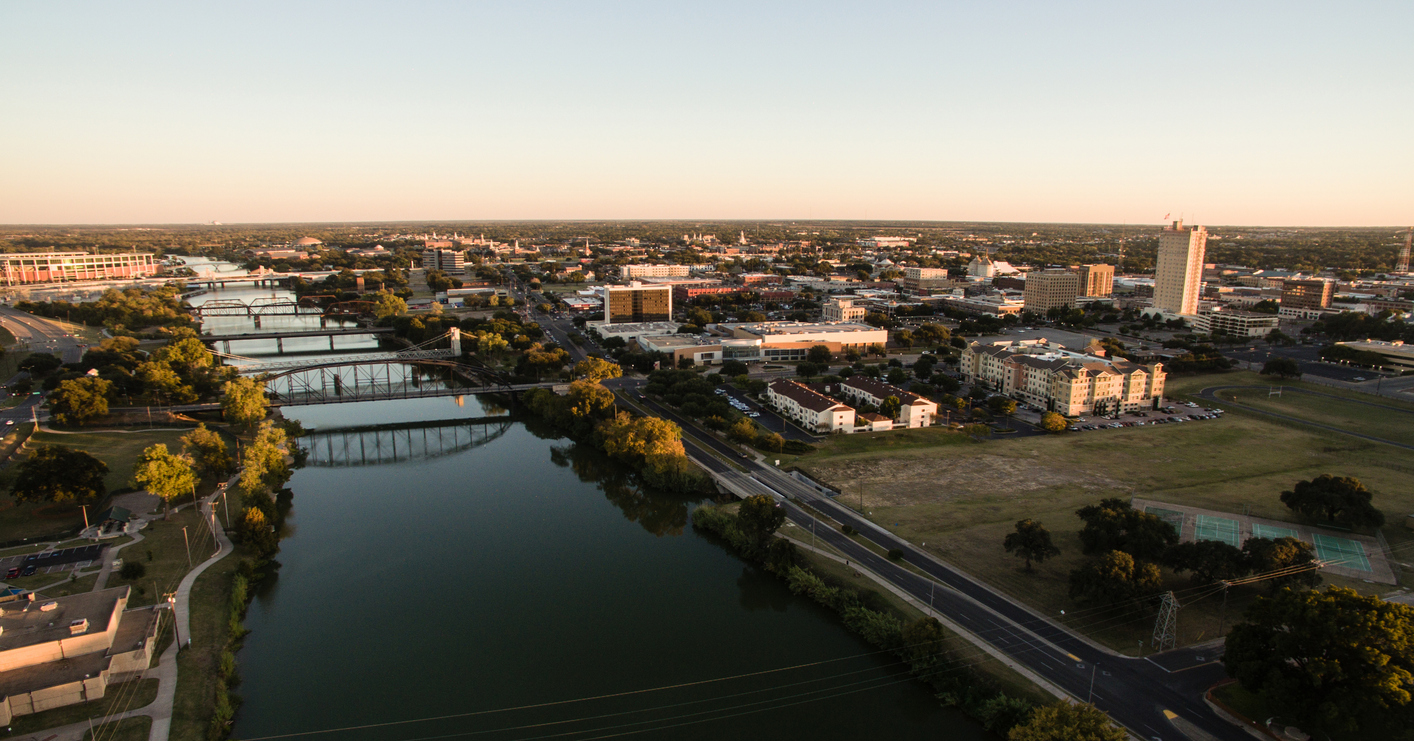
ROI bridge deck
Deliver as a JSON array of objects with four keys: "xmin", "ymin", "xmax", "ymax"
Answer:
[{"xmin": 202, "ymin": 327, "xmax": 393, "ymax": 342}]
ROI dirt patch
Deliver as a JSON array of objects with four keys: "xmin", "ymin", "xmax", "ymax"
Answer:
[{"xmin": 808, "ymin": 454, "xmax": 1127, "ymax": 507}]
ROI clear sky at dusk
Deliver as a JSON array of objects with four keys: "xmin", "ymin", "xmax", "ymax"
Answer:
[{"xmin": 2, "ymin": 1, "xmax": 1411, "ymax": 226}]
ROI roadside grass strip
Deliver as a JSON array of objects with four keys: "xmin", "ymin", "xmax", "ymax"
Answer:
[
  {"xmin": 1313, "ymin": 533, "xmax": 1372, "ymax": 572},
  {"xmin": 1194, "ymin": 515, "xmax": 1239, "ymax": 547}
]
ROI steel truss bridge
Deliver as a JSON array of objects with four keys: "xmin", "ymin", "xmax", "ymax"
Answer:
[
  {"xmin": 190, "ymin": 298, "xmax": 314, "ymax": 317},
  {"xmin": 261, "ymin": 358, "xmax": 550, "ymax": 406},
  {"xmin": 301, "ymin": 416, "xmax": 515, "ymax": 467}
]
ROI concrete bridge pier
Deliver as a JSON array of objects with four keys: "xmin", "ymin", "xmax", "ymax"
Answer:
[
  {"xmin": 276, "ymin": 337, "xmax": 284, "ymax": 353},
  {"xmin": 222, "ymin": 340, "xmax": 231, "ymax": 354}
]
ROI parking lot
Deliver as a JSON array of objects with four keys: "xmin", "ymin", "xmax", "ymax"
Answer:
[
  {"xmin": 715, "ymin": 387, "xmax": 818, "ymax": 442},
  {"xmin": 0, "ymin": 544, "xmax": 106, "ymax": 580},
  {"xmin": 1059, "ymin": 400, "xmax": 1225, "ymax": 432}
]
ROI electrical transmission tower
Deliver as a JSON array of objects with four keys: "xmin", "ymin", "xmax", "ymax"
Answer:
[
  {"xmin": 1151, "ymin": 591, "xmax": 1180, "ymax": 652},
  {"xmin": 1397, "ymin": 227, "xmax": 1412, "ymax": 274}
]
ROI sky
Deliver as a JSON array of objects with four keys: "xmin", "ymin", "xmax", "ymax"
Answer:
[{"xmin": 2, "ymin": 1, "xmax": 1411, "ymax": 226}]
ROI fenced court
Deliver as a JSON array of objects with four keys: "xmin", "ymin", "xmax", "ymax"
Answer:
[
  {"xmin": 1313, "ymin": 533, "xmax": 1373, "ymax": 573},
  {"xmin": 1131, "ymin": 497, "xmax": 1395, "ymax": 585},
  {"xmin": 1194, "ymin": 515, "xmax": 1240, "ymax": 547}
]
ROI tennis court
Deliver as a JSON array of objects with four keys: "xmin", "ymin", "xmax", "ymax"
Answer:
[
  {"xmin": 1144, "ymin": 507, "xmax": 1184, "ymax": 537},
  {"xmin": 1251, "ymin": 523, "xmax": 1299, "ymax": 540},
  {"xmin": 1313, "ymin": 534, "xmax": 1372, "ymax": 572},
  {"xmin": 1194, "ymin": 515, "xmax": 1240, "ymax": 547}
]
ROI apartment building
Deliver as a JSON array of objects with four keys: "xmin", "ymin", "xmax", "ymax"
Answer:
[
  {"xmin": 1023, "ymin": 270, "xmax": 1081, "ymax": 313},
  {"xmin": 1153, "ymin": 220, "xmax": 1207, "ymax": 315},
  {"xmin": 1281, "ymin": 279, "xmax": 1334, "ymax": 310},
  {"xmin": 619, "ymin": 264, "xmax": 691, "ymax": 279},
  {"xmin": 1069, "ymin": 264, "xmax": 1115, "ymax": 297},
  {"xmin": 767, "ymin": 380, "xmax": 856, "ymax": 433},
  {"xmin": 960, "ymin": 339, "xmax": 1166, "ymax": 416},
  {"xmin": 821, "ymin": 298, "xmax": 866, "ymax": 322},
  {"xmin": 1, "ymin": 252, "xmax": 157, "ymax": 286},
  {"xmin": 602, "ymin": 283, "xmax": 674, "ymax": 324},
  {"xmin": 837, "ymin": 376, "xmax": 937, "ymax": 428}
]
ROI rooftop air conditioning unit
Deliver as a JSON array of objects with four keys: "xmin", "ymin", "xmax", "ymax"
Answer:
[{"xmin": 69, "ymin": 618, "xmax": 89, "ymax": 635}]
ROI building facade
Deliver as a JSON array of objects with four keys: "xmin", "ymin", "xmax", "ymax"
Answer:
[
  {"xmin": 421, "ymin": 249, "xmax": 466, "ymax": 273},
  {"xmin": 899, "ymin": 266, "xmax": 953, "ymax": 295},
  {"xmin": 837, "ymin": 376, "xmax": 937, "ymax": 428},
  {"xmin": 1191, "ymin": 309, "xmax": 1280, "ymax": 337},
  {"xmin": 1153, "ymin": 220, "xmax": 1207, "ymax": 315},
  {"xmin": 1023, "ymin": 270, "xmax": 1081, "ymax": 313},
  {"xmin": 1, "ymin": 252, "xmax": 157, "ymax": 286},
  {"xmin": 603, "ymin": 283, "xmax": 673, "ymax": 324},
  {"xmin": 1069, "ymin": 264, "xmax": 1115, "ymax": 297},
  {"xmin": 619, "ymin": 264, "xmax": 691, "ymax": 279},
  {"xmin": 960, "ymin": 339, "xmax": 1166, "ymax": 416},
  {"xmin": 1281, "ymin": 279, "xmax": 1334, "ymax": 310},
  {"xmin": 821, "ymin": 298, "xmax": 866, "ymax": 322},
  {"xmin": 767, "ymin": 380, "xmax": 856, "ymax": 433}
]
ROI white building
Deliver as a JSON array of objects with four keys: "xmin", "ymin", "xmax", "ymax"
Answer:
[
  {"xmin": 1153, "ymin": 220, "xmax": 1207, "ymax": 316},
  {"xmin": 1190, "ymin": 308, "xmax": 1280, "ymax": 337},
  {"xmin": 960, "ymin": 339, "xmax": 1166, "ymax": 416},
  {"xmin": 619, "ymin": 264, "xmax": 691, "ymax": 279},
  {"xmin": 836, "ymin": 376, "xmax": 937, "ymax": 428},
  {"xmin": 767, "ymin": 380, "xmax": 856, "ymax": 433},
  {"xmin": 967, "ymin": 256, "xmax": 996, "ymax": 279}
]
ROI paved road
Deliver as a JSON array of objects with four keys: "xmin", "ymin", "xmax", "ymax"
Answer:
[
  {"xmin": 0, "ymin": 306, "xmax": 89, "ymax": 363},
  {"xmin": 1198, "ymin": 385, "xmax": 1414, "ymax": 451},
  {"xmin": 623, "ymin": 390, "xmax": 1247, "ymax": 741}
]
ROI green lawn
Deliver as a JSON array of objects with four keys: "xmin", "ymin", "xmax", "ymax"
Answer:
[
  {"xmin": 114, "ymin": 506, "xmax": 220, "ymax": 607},
  {"xmin": 84, "ymin": 716, "xmax": 153, "ymax": 741},
  {"xmin": 793, "ymin": 385, "xmax": 1412, "ymax": 653},
  {"xmin": 4, "ymin": 678, "xmax": 158, "ymax": 735},
  {"xmin": 4, "ymin": 428, "xmax": 192, "ymax": 496},
  {"xmin": 172, "ymin": 543, "xmax": 252, "ymax": 741}
]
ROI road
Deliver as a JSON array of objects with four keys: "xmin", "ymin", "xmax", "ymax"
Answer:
[
  {"xmin": 620, "ymin": 388, "xmax": 1247, "ymax": 741},
  {"xmin": 0, "ymin": 306, "xmax": 89, "ymax": 363}
]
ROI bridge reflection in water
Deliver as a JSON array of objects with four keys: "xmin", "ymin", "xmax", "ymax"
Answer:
[{"xmin": 301, "ymin": 416, "xmax": 515, "ymax": 467}]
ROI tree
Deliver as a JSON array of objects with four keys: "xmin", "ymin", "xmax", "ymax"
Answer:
[
  {"xmin": 1242, "ymin": 536, "xmax": 1322, "ymax": 593},
  {"xmin": 1075, "ymin": 498, "xmax": 1177, "ymax": 562},
  {"xmin": 987, "ymin": 396, "xmax": 1018, "ymax": 416},
  {"xmin": 10, "ymin": 446, "xmax": 108, "ymax": 505},
  {"xmin": 1261, "ymin": 357, "xmax": 1301, "ymax": 379},
  {"xmin": 1003, "ymin": 519, "xmax": 1061, "ymax": 572},
  {"xmin": 737, "ymin": 494, "xmax": 785, "ymax": 550},
  {"xmin": 806, "ymin": 345, "xmax": 832, "ymax": 365},
  {"xmin": 728, "ymin": 417, "xmax": 758, "ymax": 443},
  {"xmin": 373, "ymin": 289, "xmax": 406, "ymax": 319},
  {"xmin": 755, "ymin": 431, "xmax": 784, "ymax": 452},
  {"xmin": 1039, "ymin": 411, "xmax": 1068, "ymax": 433},
  {"xmin": 1163, "ymin": 540, "xmax": 1249, "ymax": 584},
  {"xmin": 1280, "ymin": 474, "xmax": 1384, "ymax": 529},
  {"xmin": 221, "ymin": 377, "xmax": 269, "ymax": 426},
  {"xmin": 1068, "ymin": 550, "xmax": 1161, "ymax": 605},
  {"xmin": 720, "ymin": 360, "xmax": 749, "ymax": 377},
  {"xmin": 894, "ymin": 329, "xmax": 914, "ymax": 349},
  {"xmin": 875, "ymin": 395, "xmax": 901, "ymax": 420},
  {"xmin": 133, "ymin": 444, "xmax": 198, "ymax": 516},
  {"xmin": 49, "ymin": 377, "xmax": 111, "ymax": 426},
  {"xmin": 1008, "ymin": 702, "xmax": 1126, "ymax": 741},
  {"xmin": 901, "ymin": 617, "xmax": 949, "ymax": 677},
  {"xmin": 182, "ymin": 423, "xmax": 233, "ymax": 479},
  {"xmin": 235, "ymin": 506, "xmax": 279, "ymax": 556},
  {"xmin": 1225, "ymin": 587, "xmax": 1414, "ymax": 737},
  {"xmin": 915, "ymin": 323, "xmax": 950, "ymax": 347},
  {"xmin": 18, "ymin": 352, "xmax": 63, "ymax": 377},
  {"xmin": 574, "ymin": 357, "xmax": 622, "ymax": 382}
]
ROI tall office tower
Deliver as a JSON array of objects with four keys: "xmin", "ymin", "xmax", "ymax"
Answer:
[
  {"xmin": 603, "ymin": 282, "xmax": 673, "ymax": 324},
  {"xmin": 1022, "ymin": 269, "xmax": 1081, "ymax": 312},
  {"xmin": 1153, "ymin": 220, "xmax": 1207, "ymax": 315},
  {"xmin": 1067, "ymin": 264, "xmax": 1115, "ymax": 297}
]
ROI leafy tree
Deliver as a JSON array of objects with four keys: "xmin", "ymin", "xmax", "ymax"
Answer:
[
  {"xmin": 894, "ymin": 329, "xmax": 914, "ymax": 349},
  {"xmin": 886, "ymin": 367, "xmax": 909, "ymax": 386},
  {"xmin": 1068, "ymin": 550, "xmax": 1161, "ymax": 605},
  {"xmin": 879, "ymin": 395, "xmax": 902, "ymax": 420},
  {"xmin": 236, "ymin": 506, "xmax": 279, "ymax": 556},
  {"xmin": 755, "ymin": 431, "xmax": 784, "ymax": 453},
  {"xmin": 806, "ymin": 345, "xmax": 832, "ymax": 365},
  {"xmin": 1280, "ymin": 474, "xmax": 1384, "ymax": 529},
  {"xmin": 574, "ymin": 357, "xmax": 622, "ymax": 382},
  {"xmin": 49, "ymin": 377, "xmax": 111, "ymax": 426},
  {"xmin": 1260, "ymin": 357, "xmax": 1301, "ymax": 379},
  {"xmin": 987, "ymin": 396, "xmax": 1018, "ymax": 416},
  {"xmin": 1163, "ymin": 540, "xmax": 1249, "ymax": 584},
  {"xmin": 1039, "ymin": 412, "xmax": 1068, "ymax": 433},
  {"xmin": 181, "ymin": 423, "xmax": 233, "ymax": 478},
  {"xmin": 720, "ymin": 360, "xmax": 749, "ymax": 377},
  {"xmin": 737, "ymin": 494, "xmax": 785, "ymax": 550},
  {"xmin": 1075, "ymin": 498, "xmax": 1177, "ymax": 562},
  {"xmin": 19, "ymin": 353, "xmax": 63, "ymax": 376},
  {"xmin": 728, "ymin": 417, "xmax": 758, "ymax": 443},
  {"xmin": 1008, "ymin": 702, "xmax": 1126, "ymax": 741},
  {"xmin": 1003, "ymin": 519, "xmax": 1061, "ymax": 572},
  {"xmin": 10, "ymin": 445, "xmax": 108, "ymax": 505},
  {"xmin": 133, "ymin": 443, "xmax": 198, "ymax": 516},
  {"xmin": 1225, "ymin": 586, "xmax": 1414, "ymax": 737},
  {"xmin": 901, "ymin": 617, "xmax": 949, "ymax": 677},
  {"xmin": 119, "ymin": 561, "xmax": 146, "ymax": 580},
  {"xmin": 915, "ymin": 323, "xmax": 950, "ymax": 347},
  {"xmin": 373, "ymin": 289, "xmax": 406, "ymax": 319},
  {"xmin": 1242, "ymin": 537, "xmax": 1322, "ymax": 593},
  {"xmin": 221, "ymin": 377, "xmax": 269, "ymax": 426}
]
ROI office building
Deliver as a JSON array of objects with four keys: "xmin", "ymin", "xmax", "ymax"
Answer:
[
  {"xmin": 0, "ymin": 252, "xmax": 157, "ymax": 286},
  {"xmin": 421, "ymin": 249, "xmax": 465, "ymax": 273},
  {"xmin": 960, "ymin": 339, "xmax": 1166, "ymax": 416},
  {"xmin": 1023, "ymin": 270, "xmax": 1081, "ymax": 313},
  {"xmin": 1153, "ymin": 220, "xmax": 1207, "ymax": 315},
  {"xmin": 899, "ymin": 266, "xmax": 953, "ymax": 295},
  {"xmin": 603, "ymin": 283, "xmax": 673, "ymax": 324},
  {"xmin": 822, "ymin": 298, "xmax": 866, "ymax": 322},
  {"xmin": 1068, "ymin": 264, "xmax": 1115, "ymax": 297},
  {"xmin": 1281, "ymin": 279, "xmax": 1334, "ymax": 310}
]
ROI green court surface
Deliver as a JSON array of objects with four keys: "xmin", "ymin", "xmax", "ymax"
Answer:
[
  {"xmin": 1313, "ymin": 534, "xmax": 1372, "ymax": 572},
  {"xmin": 1194, "ymin": 515, "xmax": 1239, "ymax": 546},
  {"xmin": 1145, "ymin": 507, "xmax": 1184, "ymax": 537},
  {"xmin": 1251, "ymin": 523, "xmax": 1299, "ymax": 540}
]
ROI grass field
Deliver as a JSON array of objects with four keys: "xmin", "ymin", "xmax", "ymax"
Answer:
[
  {"xmin": 5, "ymin": 678, "xmax": 158, "ymax": 735},
  {"xmin": 793, "ymin": 373, "xmax": 1413, "ymax": 653},
  {"xmin": 1, "ymin": 428, "xmax": 193, "ymax": 496},
  {"xmin": 84, "ymin": 716, "xmax": 153, "ymax": 741},
  {"xmin": 172, "ymin": 542, "xmax": 252, "ymax": 741},
  {"xmin": 115, "ymin": 506, "xmax": 222, "ymax": 607}
]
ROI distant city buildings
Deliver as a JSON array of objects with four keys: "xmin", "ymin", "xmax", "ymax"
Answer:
[
  {"xmin": 1280, "ymin": 278, "xmax": 1334, "ymax": 310},
  {"xmin": 1153, "ymin": 220, "xmax": 1207, "ymax": 315},
  {"xmin": 961, "ymin": 339, "xmax": 1166, "ymax": 416},
  {"xmin": 1190, "ymin": 307, "xmax": 1280, "ymax": 338},
  {"xmin": 1, "ymin": 252, "xmax": 157, "ymax": 286}
]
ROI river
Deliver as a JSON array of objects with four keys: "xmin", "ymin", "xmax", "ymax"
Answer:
[{"xmin": 185, "ymin": 260, "xmax": 986, "ymax": 740}]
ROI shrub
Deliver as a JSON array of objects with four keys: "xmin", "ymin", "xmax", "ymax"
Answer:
[
  {"xmin": 119, "ymin": 561, "xmax": 147, "ymax": 580},
  {"xmin": 887, "ymin": 548, "xmax": 904, "ymax": 560},
  {"xmin": 841, "ymin": 524, "xmax": 854, "ymax": 535}
]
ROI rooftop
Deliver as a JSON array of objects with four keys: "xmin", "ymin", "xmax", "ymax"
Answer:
[
  {"xmin": 769, "ymin": 379, "xmax": 851, "ymax": 413},
  {"xmin": 0, "ymin": 586, "xmax": 127, "ymax": 654},
  {"xmin": 732, "ymin": 321, "xmax": 881, "ymax": 336}
]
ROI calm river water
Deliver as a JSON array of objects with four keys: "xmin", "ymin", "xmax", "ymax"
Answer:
[{"xmin": 187, "ymin": 261, "xmax": 986, "ymax": 740}]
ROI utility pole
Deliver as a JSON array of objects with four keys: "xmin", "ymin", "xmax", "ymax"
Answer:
[
  {"xmin": 1152, "ymin": 591, "xmax": 1180, "ymax": 651},
  {"xmin": 1218, "ymin": 581, "xmax": 1231, "ymax": 636},
  {"xmin": 181, "ymin": 526, "xmax": 192, "ymax": 569},
  {"xmin": 166, "ymin": 591, "xmax": 182, "ymax": 647}
]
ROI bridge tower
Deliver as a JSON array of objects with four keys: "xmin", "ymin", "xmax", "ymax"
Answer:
[{"xmin": 449, "ymin": 327, "xmax": 461, "ymax": 356}]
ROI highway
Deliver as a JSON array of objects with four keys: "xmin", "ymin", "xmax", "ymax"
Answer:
[
  {"xmin": 0, "ymin": 306, "xmax": 89, "ymax": 363},
  {"xmin": 616, "ymin": 386, "xmax": 1246, "ymax": 741}
]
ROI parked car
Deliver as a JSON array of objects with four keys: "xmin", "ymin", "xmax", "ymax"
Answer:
[
  {"xmin": 20, "ymin": 564, "xmax": 36, "ymax": 577},
  {"xmin": 5, "ymin": 567, "xmax": 19, "ymax": 579}
]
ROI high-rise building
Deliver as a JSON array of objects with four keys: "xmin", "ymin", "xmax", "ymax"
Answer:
[
  {"xmin": 1281, "ymin": 279, "xmax": 1334, "ymax": 310},
  {"xmin": 421, "ymin": 249, "xmax": 465, "ymax": 273},
  {"xmin": 1068, "ymin": 264, "xmax": 1115, "ymax": 297},
  {"xmin": 603, "ymin": 282, "xmax": 673, "ymax": 324},
  {"xmin": 1023, "ymin": 269, "xmax": 1080, "ymax": 312},
  {"xmin": 1153, "ymin": 220, "xmax": 1207, "ymax": 315}
]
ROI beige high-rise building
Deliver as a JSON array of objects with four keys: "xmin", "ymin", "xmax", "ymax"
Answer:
[
  {"xmin": 1153, "ymin": 220, "xmax": 1207, "ymax": 315},
  {"xmin": 603, "ymin": 282, "xmax": 673, "ymax": 324},
  {"xmin": 1023, "ymin": 269, "xmax": 1080, "ymax": 312},
  {"xmin": 1068, "ymin": 264, "xmax": 1114, "ymax": 297}
]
